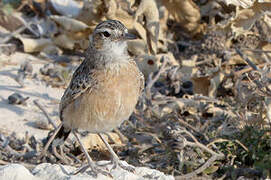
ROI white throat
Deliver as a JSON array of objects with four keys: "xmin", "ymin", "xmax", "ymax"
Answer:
[
  {"xmin": 89, "ymin": 35, "xmax": 130, "ymax": 64},
  {"xmin": 103, "ymin": 41, "xmax": 128, "ymax": 59}
]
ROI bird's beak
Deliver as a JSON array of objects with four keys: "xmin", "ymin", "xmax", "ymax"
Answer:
[{"xmin": 124, "ymin": 33, "xmax": 137, "ymax": 40}]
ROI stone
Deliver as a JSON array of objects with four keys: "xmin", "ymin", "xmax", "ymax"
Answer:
[
  {"xmin": 0, "ymin": 164, "xmax": 39, "ymax": 180},
  {"xmin": 0, "ymin": 162, "xmax": 174, "ymax": 180}
]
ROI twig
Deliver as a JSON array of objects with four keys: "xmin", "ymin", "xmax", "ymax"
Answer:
[
  {"xmin": 240, "ymin": 48, "xmax": 271, "ymax": 54},
  {"xmin": 5, "ymin": 144, "xmax": 24, "ymax": 157},
  {"xmin": 235, "ymin": 48, "xmax": 259, "ymax": 71},
  {"xmin": 177, "ymin": 117, "xmax": 209, "ymax": 142},
  {"xmin": 22, "ymin": 132, "xmax": 34, "ymax": 154},
  {"xmin": 0, "ymin": 26, "xmax": 26, "ymax": 44},
  {"xmin": 0, "ymin": 159, "xmax": 9, "ymax": 165},
  {"xmin": 182, "ymin": 130, "xmax": 223, "ymax": 157},
  {"xmin": 52, "ymin": 146, "xmax": 69, "ymax": 164},
  {"xmin": 145, "ymin": 56, "xmax": 168, "ymax": 98},
  {"xmin": 113, "ymin": 128, "xmax": 128, "ymax": 143},
  {"xmin": 177, "ymin": 150, "xmax": 184, "ymax": 171},
  {"xmin": 66, "ymin": 153, "xmax": 81, "ymax": 164},
  {"xmin": 22, "ymin": 132, "xmax": 29, "ymax": 154},
  {"xmin": 234, "ymin": 63, "xmax": 268, "ymax": 78},
  {"xmin": 235, "ymin": 48, "xmax": 271, "ymax": 96},
  {"xmin": 14, "ymin": 15, "xmax": 40, "ymax": 37},
  {"xmin": 207, "ymin": 138, "xmax": 248, "ymax": 152},
  {"xmin": 234, "ymin": 140, "xmax": 248, "ymax": 152},
  {"xmin": 33, "ymin": 100, "xmax": 57, "ymax": 129},
  {"xmin": 176, "ymin": 155, "xmax": 218, "ymax": 179},
  {"xmin": 173, "ymin": 129, "xmax": 224, "ymax": 179},
  {"xmin": 60, "ymin": 146, "xmax": 73, "ymax": 164},
  {"xmin": 0, "ymin": 14, "xmax": 40, "ymax": 44}
]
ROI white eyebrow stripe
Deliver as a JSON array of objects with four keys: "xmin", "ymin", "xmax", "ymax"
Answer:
[{"xmin": 95, "ymin": 28, "xmax": 113, "ymax": 33}]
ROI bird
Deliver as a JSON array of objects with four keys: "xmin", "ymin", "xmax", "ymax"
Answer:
[{"xmin": 42, "ymin": 20, "xmax": 144, "ymax": 176}]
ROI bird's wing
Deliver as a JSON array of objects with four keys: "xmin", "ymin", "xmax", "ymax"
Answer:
[
  {"xmin": 59, "ymin": 60, "xmax": 97, "ymax": 121},
  {"xmin": 130, "ymin": 59, "xmax": 145, "ymax": 94}
]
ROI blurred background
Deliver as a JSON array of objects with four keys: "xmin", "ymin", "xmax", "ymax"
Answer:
[{"xmin": 0, "ymin": 0, "xmax": 271, "ymax": 179}]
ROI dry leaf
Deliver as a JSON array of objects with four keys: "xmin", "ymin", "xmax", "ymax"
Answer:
[
  {"xmin": 80, "ymin": 133, "xmax": 123, "ymax": 152},
  {"xmin": 0, "ymin": 10, "xmax": 23, "ymax": 31},
  {"xmin": 18, "ymin": 0, "xmax": 47, "ymax": 16},
  {"xmin": 219, "ymin": 0, "xmax": 255, "ymax": 8},
  {"xmin": 41, "ymin": 45, "xmax": 63, "ymax": 55},
  {"xmin": 200, "ymin": 1, "xmax": 223, "ymax": 25},
  {"xmin": 228, "ymin": 48, "xmax": 268, "ymax": 65},
  {"xmin": 133, "ymin": 0, "xmax": 160, "ymax": 55},
  {"xmin": 36, "ymin": 18, "xmax": 58, "ymax": 38},
  {"xmin": 203, "ymin": 165, "xmax": 219, "ymax": 174},
  {"xmin": 216, "ymin": 2, "xmax": 271, "ymax": 36},
  {"xmin": 159, "ymin": 6, "xmax": 169, "ymax": 34},
  {"xmin": 156, "ymin": 53, "xmax": 179, "ymax": 67},
  {"xmin": 218, "ymin": 0, "xmax": 271, "ymax": 8},
  {"xmin": 50, "ymin": 15, "xmax": 90, "ymax": 32},
  {"xmin": 127, "ymin": 39, "xmax": 148, "ymax": 56},
  {"xmin": 209, "ymin": 72, "xmax": 225, "ymax": 97},
  {"xmin": 162, "ymin": 0, "xmax": 204, "ymax": 36},
  {"xmin": 53, "ymin": 34, "xmax": 76, "ymax": 50},
  {"xmin": 133, "ymin": 22, "xmax": 147, "ymax": 42},
  {"xmin": 103, "ymin": 0, "xmax": 118, "ymax": 20},
  {"xmin": 113, "ymin": 6, "xmax": 135, "ymax": 29},
  {"xmin": 160, "ymin": 98, "xmax": 199, "ymax": 116},
  {"xmin": 192, "ymin": 76, "xmax": 210, "ymax": 96},
  {"xmin": 49, "ymin": 0, "xmax": 83, "ymax": 17},
  {"xmin": 180, "ymin": 56, "xmax": 197, "ymax": 81},
  {"xmin": 16, "ymin": 36, "xmax": 53, "ymax": 53},
  {"xmin": 50, "ymin": 15, "xmax": 92, "ymax": 49},
  {"xmin": 265, "ymin": 97, "xmax": 271, "ymax": 124},
  {"xmin": 75, "ymin": 0, "xmax": 109, "ymax": 26}
]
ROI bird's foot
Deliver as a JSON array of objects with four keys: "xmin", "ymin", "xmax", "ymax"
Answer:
[
  {"xmin": 111, "ymin": 158, "xmax": 135, "ymax": 173},
  {"xmin": 72, "ymin": 162, "xmax": 112, "ymax": 177}
]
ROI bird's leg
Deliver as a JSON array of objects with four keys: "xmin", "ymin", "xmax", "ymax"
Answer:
[
  {"xmin": 41, "ymin": 123, "xmax": 62, "ymax": 156},
  {"xmin": 98, "ymin": 133, "xmax": 135, "ymax": 172},
  {"xmin": 72, "ymin": 130, "xmax": 111, "ymax": 177}
]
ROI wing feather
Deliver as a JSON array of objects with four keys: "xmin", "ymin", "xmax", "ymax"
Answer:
[{"xmin": 59, "ymin": 60, "xmax": 96, "ymax": 120}]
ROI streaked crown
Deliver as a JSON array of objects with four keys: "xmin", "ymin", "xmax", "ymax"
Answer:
[
  {"xmin": 91, "ymin": 20, "xmax": 136, "ymax": 51},
  {"xmin": 95, "ymin": 20, "xmax": 127, "ymax": 34}
]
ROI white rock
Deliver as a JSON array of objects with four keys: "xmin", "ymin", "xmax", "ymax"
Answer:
[
  {"xmin": 0, "ymin": 162, "xmax": 174, "ymax": 180},
  {"xmin": 32, "ymin": 163, "xmax": 109, "ymax": 180},
  {"xmin": 0, "ymin": 164, "xmax": 39, "ymax": 180}
]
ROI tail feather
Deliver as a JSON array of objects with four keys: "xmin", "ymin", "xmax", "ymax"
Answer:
[{"xmin": 52, "ymin": 125, "xmax": 71, "ymax": 147}]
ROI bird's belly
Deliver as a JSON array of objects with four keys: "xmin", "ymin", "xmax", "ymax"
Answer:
[{"xmin": 62, "ymin": 70, "xmax": 140, "ymax": 133}]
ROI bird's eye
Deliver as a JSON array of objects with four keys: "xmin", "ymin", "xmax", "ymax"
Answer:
[{"xmin": 102, "ymin": 31, "xmax": 111, "ymax": 37}]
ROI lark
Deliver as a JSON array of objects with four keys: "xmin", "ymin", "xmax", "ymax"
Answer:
[{"xmin": 43, "ymin": 20, "xmax": 144, "ymax": 175}]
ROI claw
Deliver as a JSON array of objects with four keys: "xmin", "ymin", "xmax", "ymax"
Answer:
[
  {"xmin": 72, "ymin": 131, "xmax": 112, "ymax": 177},
  {"xmin": 111, "ymin": 159, "xmax": 135, "ymax": 173},
  {"xmin": 97, "ymin": 133, "xmax": 136, "ymax": 173},
  {"xmin": 72, "ymin": 163, "xmax": 112, "ymax": 177}
]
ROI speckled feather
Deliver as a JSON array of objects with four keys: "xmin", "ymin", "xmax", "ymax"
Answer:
[
  {"xmin": 59, "ymin": 56, "xmax": 144, "ymax": 122},
  {"xmin": 58, "ymin": 20, "xmax": 144, "ymax": 133},
  {"xmin": 59, "ymin": 59, "xmax": 96, "ymax": 121},
  {"xmin": 54, "ymin": 20, "xmax": 144, "ymax": 144}
]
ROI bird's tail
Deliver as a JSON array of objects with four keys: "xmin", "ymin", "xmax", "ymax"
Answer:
[{"xmin": 52, "ymin": 125, "xmax": 71, "ymax": 147}]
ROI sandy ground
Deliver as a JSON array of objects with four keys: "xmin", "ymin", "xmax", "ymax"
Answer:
[{"xmin": 0, "ymin": 52, "xmax": 64, "ymax": 140}]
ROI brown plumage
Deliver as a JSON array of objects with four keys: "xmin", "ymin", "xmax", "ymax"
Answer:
[
  {"xmin": 60, "ymin": 60, "xmax": 143, "ymax": 133},
  {"xmin": 44, "ymin": 20, "xmax": 144, "ymax": 176}
]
